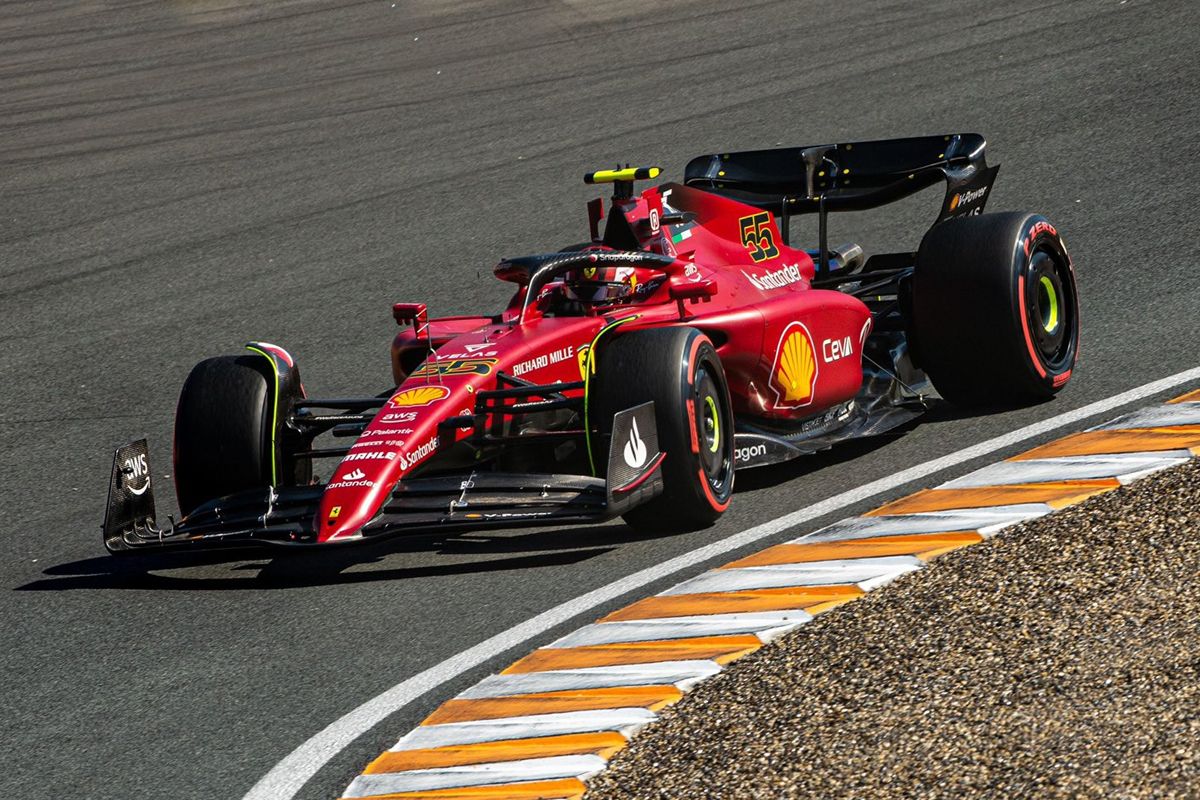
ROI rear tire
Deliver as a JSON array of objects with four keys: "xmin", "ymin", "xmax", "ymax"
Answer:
[
  {"xmin": 912, "ymin": 212, "xmax": 1079, "ymax": 406},
  {"xmin": 592, "ymin": 327, "xmax": 735, "ymax": 532},
  {"xmin": 173, "ymin": 356, "xmax": 273, "ymax": 514}
]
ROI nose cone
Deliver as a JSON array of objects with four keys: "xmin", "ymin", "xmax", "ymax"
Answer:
[{"xmin": 313, "ymin": 383, "xmax": 461, "ymax": 542}]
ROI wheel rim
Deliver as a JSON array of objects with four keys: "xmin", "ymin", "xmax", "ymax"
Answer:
[
  {"xmin": 692, "ymin": 362, "xmax": 733, "ymax": 497},
  {"xmin": 1026, "ymin": 248, "xmax": 1074, "ymax": 370}
]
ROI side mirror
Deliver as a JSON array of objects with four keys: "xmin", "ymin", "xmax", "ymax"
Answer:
[
  {"xmin": 668, "ymin": 277, "xmax": 718, "ymax": 302},
  {"xmin": 668, "ymin": 277, "xmax": 717, "ymax": 318}
]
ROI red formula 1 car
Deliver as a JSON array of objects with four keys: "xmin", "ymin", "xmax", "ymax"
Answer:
[{"xmin": 103, "ymin": 133, "xmax": 1079, "ymax": 552}]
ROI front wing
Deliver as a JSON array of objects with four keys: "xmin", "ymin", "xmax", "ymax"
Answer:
[{"xmin": 102, "ymin": 403, "xmax": 663, "ymax": 553}]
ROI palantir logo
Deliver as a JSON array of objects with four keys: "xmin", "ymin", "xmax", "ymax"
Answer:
[{"xmin": 623, "ymin": 418, "xmax": 647, "ymax": 469}]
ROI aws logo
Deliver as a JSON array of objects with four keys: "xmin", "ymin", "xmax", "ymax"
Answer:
[{"xmin": 769, "ymin": 322, "xmax": 818, "ymax": 409}]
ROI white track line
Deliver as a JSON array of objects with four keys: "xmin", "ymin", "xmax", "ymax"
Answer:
[{"xmin": 241, "ymin": 367, "xmax": 1200, "ymax": 800}]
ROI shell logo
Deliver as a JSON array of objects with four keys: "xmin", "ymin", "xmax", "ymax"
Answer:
[
  {"xmin": 769, "ymin": 322, "xmax": 818, "ymax": 408},
  {"xmin": 390, "ymin": 385, "xmax": 450, "ymax": 407}
]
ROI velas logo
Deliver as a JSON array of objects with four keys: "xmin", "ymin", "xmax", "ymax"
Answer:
[
  {"xmin": 742, "ymin": 263, "xmax": 802, "ymax": 292},
  {"xmin": 391, "ymin": 386, "xmax": 450, "ymax": 407},
  {"xmin": 623, "ymin": 418, "xmax": 648, "ymax": 469},
  {"xmin": 770, "ymin": 322, "xmax": 818, "ymax": 409}
]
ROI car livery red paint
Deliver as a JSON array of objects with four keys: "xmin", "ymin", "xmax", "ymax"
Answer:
[{"xmin": 103, "ymin": 134, "xmax": 1080, "ymax": 553}]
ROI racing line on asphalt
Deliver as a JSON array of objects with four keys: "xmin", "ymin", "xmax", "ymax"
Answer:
[{"xmin": 242, "ymin": 365, "xmax": 1200, "ymax": 800}]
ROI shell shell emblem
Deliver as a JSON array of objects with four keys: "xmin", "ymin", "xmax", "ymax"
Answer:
[
  {"xmin": 390, "ymin": 385, "xmax": 450, "ymax": 407},
  {"xmin": 769, "ymin": 322, "xmax": 818, "ymax": 408}
]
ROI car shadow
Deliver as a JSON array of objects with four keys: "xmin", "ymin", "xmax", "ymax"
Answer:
[
  {"xmin": 14, "ymin": 519, "xmax": 681, "ymax": 592},
  {"xmin": 22, "ymin": 399, "xmax": 1021, "ymax": 592}
]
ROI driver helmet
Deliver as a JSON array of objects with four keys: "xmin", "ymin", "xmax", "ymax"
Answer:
[{"xmin": 562, "ymin": 264, "xmax": 660, "ymax": 305}]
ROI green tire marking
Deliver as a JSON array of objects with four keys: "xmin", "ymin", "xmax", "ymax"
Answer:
[
  {"xmin": 245, "ymin": 344, "xmax": 281, "ymax": 485},
  {"xmin": 1039, "ymin": 275, "xmax": 1059, "ymax": 333},
  {"xmin": 583, "ymin": 315, "xmax": 641, "ymax": 477},
  {"xmin": 704, "ymin": 394, "xmax": 720, "ymax": 453}
]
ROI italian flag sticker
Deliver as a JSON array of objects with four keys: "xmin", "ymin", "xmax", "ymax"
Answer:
[{"xmin": 671, "ymin": 226, "xmax": 693, "ymax": 244}]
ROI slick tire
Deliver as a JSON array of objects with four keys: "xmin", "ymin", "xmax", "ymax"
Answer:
[
  {"xmin": 592, "ymin": 327, "xmax": 735, "ymax": 532},
  {"xmin": 173, "ymin": 355, "xmax": 273, "ymax": 515},
  {"xmin": 913, "ymin": 212, "xmax": 1079, "ymax": 406}
]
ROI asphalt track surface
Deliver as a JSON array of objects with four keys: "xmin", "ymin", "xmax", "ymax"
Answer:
[{"xmin": 1, "ymin": 1, "xmax": 1196, "ymax": 798}]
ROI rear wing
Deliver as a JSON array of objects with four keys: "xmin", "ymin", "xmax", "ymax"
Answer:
[{"xmin": 683, "ymin": 133, "xmax": 999, "ymax": 224}]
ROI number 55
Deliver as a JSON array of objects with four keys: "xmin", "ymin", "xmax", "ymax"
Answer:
[{"xmin": 739, "ymin": 213, "xmax": 780, "ymax": 263}]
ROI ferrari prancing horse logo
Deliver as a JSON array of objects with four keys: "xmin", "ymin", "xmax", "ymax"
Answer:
[{"xmin": 769, "ymin": 322, "xmax": 818, "ymax": 409}]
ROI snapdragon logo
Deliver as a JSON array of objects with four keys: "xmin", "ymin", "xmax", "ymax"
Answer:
[{"xmin": 735, "ymin": 443, "xmax": 767, "ymax": 464}]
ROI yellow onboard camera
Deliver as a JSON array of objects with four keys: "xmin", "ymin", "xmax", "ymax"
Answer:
[{"xmin": 584, "ymin": 166, "xmax": 661, "ymax": 184}]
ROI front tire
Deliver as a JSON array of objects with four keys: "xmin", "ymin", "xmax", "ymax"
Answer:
[
  {"xmin": 173, "ymin": 356, "xmax": 274, "ymax": 514},
  {"xmin": 592, "ymin": 327, "xmax": 735, "ymax": 532},
  {"xmin": 912, "ymin": 212, "xmax": 1079, "ymax": 406}
]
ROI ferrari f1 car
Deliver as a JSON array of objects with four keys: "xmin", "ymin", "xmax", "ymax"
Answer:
[{"xmin": 103, "ymin": 133, "xmax": 1079, "ymax": 552}]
